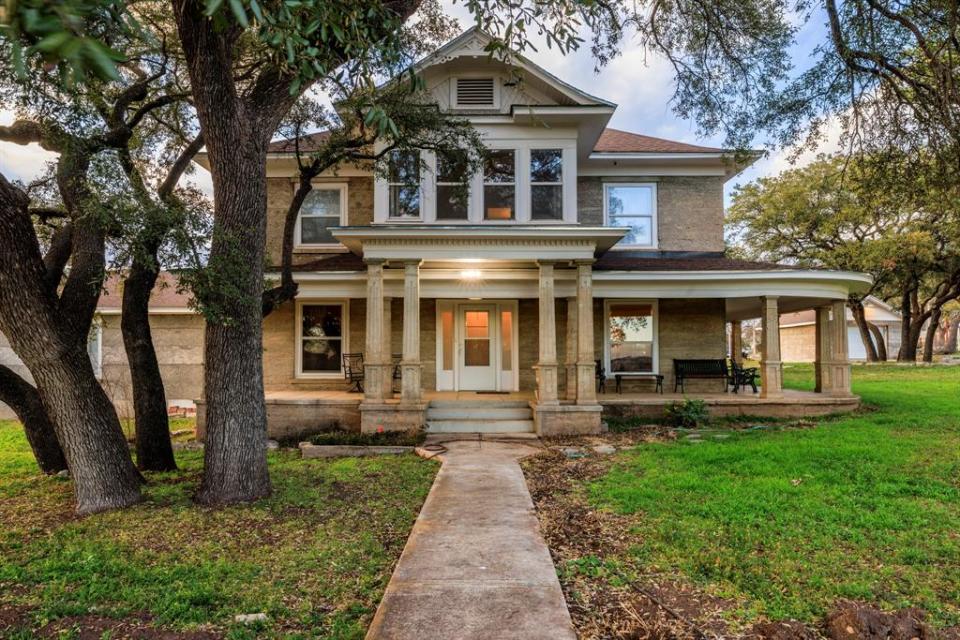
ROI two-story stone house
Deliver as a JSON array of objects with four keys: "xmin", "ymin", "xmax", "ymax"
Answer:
[{"xmin": 196, "ymin": 28, "xmax": 870, "ymax": 439}]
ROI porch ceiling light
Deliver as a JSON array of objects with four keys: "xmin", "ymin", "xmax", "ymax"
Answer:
[{"xmin": 461, "ymin": 269, "xmax": 483, "ymax": 281}]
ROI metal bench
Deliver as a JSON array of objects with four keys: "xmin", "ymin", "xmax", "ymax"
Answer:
[
  {"xmin": 614, "ymin": 372, "xmax": 664, "ymax": 394},
  {"xmin": 673, "ymin": 358, "xmax": 729, "ymax": 393}
]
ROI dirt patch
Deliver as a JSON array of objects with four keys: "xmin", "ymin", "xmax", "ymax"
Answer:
[
  {"xmin": 0, "ymin": 606, "xmax": 222, "ymax": 640},
  {"xmin": 522, "ymin": 448, "xmax": 742, "ymax": 639},
  {"xmin": 824, "ymin": 601, "xmax": 933, "ymax": 640},
  {"xmin": 522, "ymin": 442, "xmax": 951, "ymax": 640}
]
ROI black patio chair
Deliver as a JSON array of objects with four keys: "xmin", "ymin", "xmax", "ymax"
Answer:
[
  {"xmin": 729, "ymin": 359, "xmax": 759, "ymax": 394},
  {"xmin": 342, "ymin": 353, "xmax": 364, "ymax": 393},
  {"xmin": 391, "ymin": 353, "xmax": 402, "ymax": 392},
  {"xmin": 595, "ymin": 359, "xmax": 606, "ymax": 393}
]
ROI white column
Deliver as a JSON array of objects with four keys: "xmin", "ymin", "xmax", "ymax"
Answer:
[
  {"xmin": 400, "ymin": 260, "xmax": 422, "ymax": 403},
  {"xmin": 575, "ymin": 260, "xmax": 597, "ymax": 405},
  {"xmin": 565, "ymin": 297, "xmax": 578, "ymax": 401},
  {"xmin": 759, "ymin": 296, "xmax": 783, "ymax": 398},
  {"xmin": 364, "ymin": 260, "xmax": 386, "ymax": 401},
  {"xmin": 535, "ymin": 261, "xmax": 559, "ymax": 405},
  {"xmin": 827, "ymin": 300, "xmax": 852, "ymax": 396},
  {"xmin": 381, "ymin": 297, "xmax": 393, "ymax": 400}
]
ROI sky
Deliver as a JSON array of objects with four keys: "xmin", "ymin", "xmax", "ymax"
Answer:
[{"xmin": 0, "ymin": 2, "xmax": 842, "ymax": 205}]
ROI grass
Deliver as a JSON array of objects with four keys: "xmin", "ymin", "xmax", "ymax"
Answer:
[
  {"xmin": 0, "ymin": 421, "xmax": 437, "ymax": 638},
  {"xmin": 583, "ymin": 364, "xmax": 960, "ymax": 627}
]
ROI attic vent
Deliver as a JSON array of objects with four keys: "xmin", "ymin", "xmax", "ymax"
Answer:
[{"xmin": 456, "ymin": 77, "xmax": 496, "ymax": 106}]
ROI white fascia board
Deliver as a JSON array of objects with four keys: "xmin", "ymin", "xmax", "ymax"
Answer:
[{"xmin": 589, "ymin": 152, "xmax": 727, "ymax": 161}]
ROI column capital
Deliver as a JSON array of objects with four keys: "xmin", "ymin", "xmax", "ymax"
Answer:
[
  {"xmin": 402, "ymin": 259, "xmax": 423, "ymax": 268},
  {"xmin": 536, "ymin": 259, "xmax": 559, "ymax": 268},
  {"xmin": 574, "ymin": 258, "xmax": 596, "ymax": 267},
  {"xmin": 364, "ymin": 258, "xmax": 386, "ymax": 267}
]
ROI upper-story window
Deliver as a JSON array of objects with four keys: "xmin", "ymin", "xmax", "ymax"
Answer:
[
  {"xmin": 388, "ymin": 150, "xmax": 420, "ymax": 219},
  {"xmin": 530, "ymin": 149, "xmax": 563, "ymax": 220},
  {"xmin": 484, "ymin": 150, "xmax": 515, "ymax": 220},
  {"xmin": 296, "ymin": 184, "xmax": 346, "ymax": 246},
  {"xmin": 436, "ymin": 151, "xmax": 469, "ymax": 220},
  {"xmin": 605, "ymin": 183, "xmax": 657, "ymax": 248}
]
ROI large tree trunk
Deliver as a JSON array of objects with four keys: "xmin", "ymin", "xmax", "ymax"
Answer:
[
  {"xmin": 121, "ymin": 260, "xmax": 177, "ymax": 471},
  {"xmin": 897, "ymin": 289, "xmax": 921, "ymax": 362},
  {"xmin": 849, "ymin": 300, "xmax": 879, "ymax": 362},
  {"xmin": 0, "ymin": 365, "xmax": 67, "ymax": 474},
  {"xmin": 175, "ymin": 0, "xmax": 270, "ymax": 504},
  {"xmin": 867, "ymin": 323, "xmax": 887, "ymax": 361},
  {"xmin": 922, "ymin": 307, "xmax": 942, "ymax": 363},
  {"xmin": 0, "ymin": 174, "xmax": 142, "ymax": 513}
]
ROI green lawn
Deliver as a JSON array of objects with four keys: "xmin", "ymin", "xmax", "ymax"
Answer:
[
  {"xmin": 586, "ymin": 364, "xmax": 960, "ymax": 627},
  {"xmin": 0, "ymin": 421, "xmax": 437, "ymax": 639}
]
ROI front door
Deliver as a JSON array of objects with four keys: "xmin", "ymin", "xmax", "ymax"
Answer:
[{"xmin": 458, "ymin": 304, "xmax": 499, "ymax": 390}]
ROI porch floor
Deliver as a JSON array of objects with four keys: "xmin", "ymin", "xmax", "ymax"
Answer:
[{"xmin": 264, "ymin": 388, "xmax": 859, "ymax": 410}]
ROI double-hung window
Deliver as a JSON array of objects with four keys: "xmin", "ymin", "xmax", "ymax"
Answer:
[
  {"xmin": 298, "ymin": 303, "xmax": 346, "ymax": 376},
  {"xmin": 297, "ymin": 185, "xmax": 345, "ymax": 246},
  {"xmin": 483, "ymin": 150, "xmax": 515, "ymax": 220},
  {"xmin": 388, "ymin": 150, "xmax": 420, "ymax": 219},
  {"xmin": 607, "ymin": 302, "xmax": 656, "ymax": 373},
  {"xmin": 436, "ymin": 151, "xmax": 469, "ymax": 221},
  {"xmin": 605, "ymin": 184, "xmax": 657, "ymax": 247},
  {"xmin": 530, "ymin": 149, "xmax": 563, "ymax": 220}
]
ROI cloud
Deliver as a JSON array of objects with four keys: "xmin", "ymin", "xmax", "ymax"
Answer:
[{"xmin": 0, "ymin": 110, "xmax": 58, "ymax": 184}]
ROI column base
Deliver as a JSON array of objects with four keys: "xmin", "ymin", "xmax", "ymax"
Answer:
[
  {"xmin": 532, "ymin": 403, "xmax": 602, "ymax": 436},
  {"xmin": 575, "ymin": 361, "xmax": 597, "ymax": 405},
  {"xmin": 564, "ymin": 364, "xmax": 578, "ymax": 401},
  {"xmin": 363, "ymin": 363, "xmax": 391, "ymax": 401},
  {"xmin": 533, "ymin": 363, "xmax": 559, "ymax": 405},
  {"xmin": 400, "ymin": 362, "xmax": 422, "ymax": 404},
  {"xmin": 360, "ymin": 401, "xmax": 427, "ymax": 433},
  {"xmin": 760, "ymin": 361, "xmax": 783, "ymax": 398}
]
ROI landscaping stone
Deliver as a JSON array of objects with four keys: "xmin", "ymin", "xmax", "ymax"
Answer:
[
  {"xmin": 299, "ymin": 443, "xmax": 414, "ymax": 459},
  {"xmin": 234, "ymin": 613, "xmax": 268, "ymax": 624},
  {"xmin": 592, "ymin": 444, "xmax": 617, "ymax": 455},
  {"xmin": 559, "ymin": 447, "xmax": 586, "ymax": 459},
  {"xmin": 266, "ymin": 439, "xmax": 279, "ymax": 450}
]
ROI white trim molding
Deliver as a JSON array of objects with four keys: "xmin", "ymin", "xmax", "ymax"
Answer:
[
  {"xmin": 603, "ymin": 182, "xmax": 658, "ymax": 249},
  {"xmin": 603, "ymin": 299, "xmax": 659, "ymax": 376},
  {"xmin": 293, "ymin": 182, "xmax": 348, "ymax": 251},
  {"xmin": 294, "ymin": 299, "xmax": 350, "ymax": 379}
]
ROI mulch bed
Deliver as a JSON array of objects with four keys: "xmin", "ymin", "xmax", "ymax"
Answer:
[
  {"xmin": 0, "ymin": 606, "xmax": 222, "ymax": 639},
  {"xmin": 522, "ymin": 432, "xmax": 959, "ymax": 640}
]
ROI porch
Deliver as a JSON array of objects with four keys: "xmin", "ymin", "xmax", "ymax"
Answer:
[{"xmin": 243, "ymin": 388, "xmax": 860, "ymax": 442}]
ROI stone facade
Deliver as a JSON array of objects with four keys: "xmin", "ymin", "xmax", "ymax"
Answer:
[
  {"xmin": 577, "ymin": 176, "xmax": 725, "ymax": 251},
  {"xmin": 265, "ymin": 176, "xmax": 373, "ymax": 267},
  {"xmin": 1, "ymin": 313, "xmax": 205, "ymax": 420}
]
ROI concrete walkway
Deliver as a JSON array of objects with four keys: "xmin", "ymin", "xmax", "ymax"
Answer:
[{"xmin": 365, "ymin": 435, "xmax": 577, "ymax": 640}]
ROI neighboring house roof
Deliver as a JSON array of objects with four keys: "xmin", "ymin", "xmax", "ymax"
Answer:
[
  {"xmin": 267, "ymin": 127, "xmax": 722, "ymax": 156},
  {"xmin": 275, "ymin": 253, "xmax": 368, "ymax": 272},
  {"xmin": 780, "ymin": 296, "xmax": 901, "ymax": 327},
  {"xmin": 593, "ymin": 129, "xmax": 723, "ymax": 154},
  {"xmin": 97, "ymin": 272, "xmax": 195, "ymax": 313}
]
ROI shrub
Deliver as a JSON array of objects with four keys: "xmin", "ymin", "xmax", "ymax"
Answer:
[
  {"xmin": 307, "ymin": 429, "xmax": 426, "ymax": 447},
  {"xmin": 663, "ymin": 399, "xmax": 709, "ymax": 428}
]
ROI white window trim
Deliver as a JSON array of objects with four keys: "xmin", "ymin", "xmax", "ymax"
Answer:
[
  {"xmin": 529, "ymin": 148, "xmax": 564, "ymax": 222},
  {"xmin": 293, "ymin": 182, "xmax": 348, "ymax": 251},
  {"xmin": 482, "ymin": 148, "xmax": 517, "ymax": 223},
  {"xmin": 450, "ymin": 74, "xmax": 501, "ymax": 110},
  {"xmin": 603, "ymin": 182, "xmax": 659, "ymax": 249},
  {"xmin": 603, "ymin": 299, "xmax": 659, "ymax": 375},
  {"xmin": 295, "ymin": 299, "xmax": 350, "ymax": 379},
  {"xmin": 375, "ymin": 149, "xmax": 423, "ymax": 223}
]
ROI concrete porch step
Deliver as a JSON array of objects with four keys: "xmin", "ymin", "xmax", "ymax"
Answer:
[
  {"xmin": 426, "ymin": 419, "xmax": 536, "ymax": 433},
  {"xmin": 426, "ymin": 407, "xmax": 533, "ymax": 420}
]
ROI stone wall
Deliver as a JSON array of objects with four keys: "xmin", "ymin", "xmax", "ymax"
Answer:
[
  {"xmin": 265, "ymin": 176, "xmax": 373, "ymax": 267},
  {"xmin": 1, "ymin": 314, "xmax": 205, "ymax": 420},
  {"xmin": 262, "ymin": 296, "xmax": 436, "ymax": 393},
  {"xmin": 577, "ymin": 176, "xmax": 725, "ymax": 252},
  {"xmin": 780, "ymin": 325, "xmax": 816, "ymax": 362}
]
